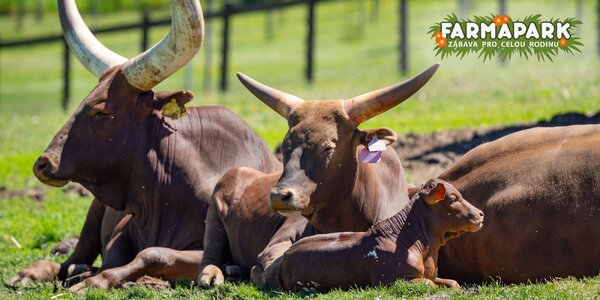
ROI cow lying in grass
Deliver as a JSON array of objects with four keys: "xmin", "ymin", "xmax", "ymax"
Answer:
[
  {"xmin": 8, "ymin": 0, "xmax": 280, "ymax": 291},
  {"xmin": 197, "ymin": 64, "xmax": 440, "ymax": 288},
  {"xmin": 437, "ymin": 125, "xmax": 600, "ymax": 283},
  {"xmin": 278, "ymin": 178, "xmax": 483, "ymax": 291}
]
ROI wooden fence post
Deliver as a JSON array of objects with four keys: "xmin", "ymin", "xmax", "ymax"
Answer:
[
  {"xmin": 204, "ymin": 0, "xmax": 214, "ymax": 91},
  {"xmin": 220, "ymin": 3, "xmax": 233, "ymax": 92},
  {"xmin": 141, "ymin": 10, "xmax": 150, "ymax": 52},
  {"xmin": 62, "ymin": 38, "xmax": 71, "ymax": 111},
  {"xmin": 371, "ymin": 0, "xmax": 380, "ymax": 22},
  {"xmin": 306, "ymin": 0, "xmax": 316, "ymax": 84},
  {"xmin": 498, "ymin": 0, "xmax": 507, "ymax": 64},
  {"xmin": 265, "ymin": 8, "xmax": 274, "ymax": 41},
  {"xmin": 398, "ymin": 0, "xmax": 407, "ymax": 75}
]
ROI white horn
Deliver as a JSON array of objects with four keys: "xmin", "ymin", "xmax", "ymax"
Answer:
[
  {"xmin": 343, "ymin": 63, "xmax": 440, "ymax": 125},
  {"xmin": 237, "ymin": 72, "xmax": 304, "ymax": 119},
  {"xmin": 58, "ymin": 0, "xmax": 127, "ymax": 77},
  {"xmin": 122, "ymin": 0, "xmax": 204, "ymax": 91}
]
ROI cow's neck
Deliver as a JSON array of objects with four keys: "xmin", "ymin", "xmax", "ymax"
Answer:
[
  {"xmin": 86, "ymin": 114, "xmax": 203, "ymax": 248},
  {"xmin": 307, "ymin": 145, "xmax": 409, "ymax": 233},
  {"xmin": 126, "ymin": 116, "xmax": 204, "ymax": 245},
  {"xmin": 370, "ymin": 198, "xmax": 442, "ymax": 260}
]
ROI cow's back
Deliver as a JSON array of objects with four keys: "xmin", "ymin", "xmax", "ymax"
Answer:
[{"xmin": 437, "ymin": 125, "xmax": 600, "ymax": 283}]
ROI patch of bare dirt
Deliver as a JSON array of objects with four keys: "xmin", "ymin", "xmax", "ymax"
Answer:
[
  {"xmin": 121, "ymin": 275, "xmax": 171, "ymax": 290},
  {"xmin": 397, "ymin": 111, "xmax": 600, "ymax": 185},
  {"xmin": 51, "ymin": 236, "xmax": 80, "ymax": 256},
  {"xmin": 0, "ymin": 186, "xmax": 46, "ymax": 201},
  {"xmin": 0, "ymin": 183, "xmax": 91, "ymax": 201}
]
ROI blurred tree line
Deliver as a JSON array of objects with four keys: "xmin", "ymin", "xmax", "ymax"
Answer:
[{"xmin": 0, "ymin": 0, "xmax": 285, "ymax": 16}]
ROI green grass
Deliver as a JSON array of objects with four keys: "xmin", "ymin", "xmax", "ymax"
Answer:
[{"xmin": 0, "ymin": 0, "xmax": 599, "ymax": 298}]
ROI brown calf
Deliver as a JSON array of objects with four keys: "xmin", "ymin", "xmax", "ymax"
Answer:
[
  {"xmin": 278, "ymin": 179, "xmax": 483, "ymax": 291},
  {"xmin": 197, "ymin": 169, "xmax": 312, "ymax": 287}
]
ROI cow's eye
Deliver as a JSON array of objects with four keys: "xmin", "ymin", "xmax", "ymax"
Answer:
[
  {"xmin": 322, "ymin": 145, "xmax": 335, "ymax": 154},
  {"xmin": 93, "ymin": 110, "xmax": 112, "ymax": 118}
]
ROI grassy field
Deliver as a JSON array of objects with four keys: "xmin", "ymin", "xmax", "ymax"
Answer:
[{"xmin": 0, "ymin": 0, "xmax": 599, "ymax": 299}]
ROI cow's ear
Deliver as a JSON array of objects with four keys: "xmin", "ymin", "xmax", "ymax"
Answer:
[
  {"xmin": 359, "ymin": 127, "xmax": 397, "ymax": 147},
  {"xmin": 423, "ymin": 181, "xmax": 446, "ymax": 206},
  {"xmin": 152, "ymin": 90, "xmax": 194, "ymax": 109}
]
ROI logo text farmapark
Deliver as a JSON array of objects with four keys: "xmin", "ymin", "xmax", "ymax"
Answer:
[{"xmin": 429, "ymin": 14, "xmax": 582, "ymax": 61}]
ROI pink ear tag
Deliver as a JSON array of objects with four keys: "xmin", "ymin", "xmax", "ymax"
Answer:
[{"xmin": 360, "ymin": 137, "xmax": 386, "ymax": 163}]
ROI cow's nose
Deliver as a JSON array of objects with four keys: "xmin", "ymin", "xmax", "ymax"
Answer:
[
  {"xmin": 270, "ymin": 187, "xmax": 295, "ymax": 203},
  {"xmin": 33, "ymin": 154, "xmax": 56, "ymax": 177},
  {"xmin": 34, "ymin": 155, "xmax": 50, "ymax": 174},
  {"xmin": 478, "ymin": 210, "xmax": 484, "ymax": 218}
]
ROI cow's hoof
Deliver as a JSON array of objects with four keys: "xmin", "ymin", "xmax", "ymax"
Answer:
[
  {"xmin": 250, "ymin": 264, "xmax": 265, "ymax": 286},
  {"xmin": 7, "ymin": 275, "xmax": 33, "ymax": 287},
  {"xmin": 433, "ymin": 277, "xmax": 461, "ymax": 289},
  {"xmin": 68, "ymin": 274, "xmax": 112, "ymax": 293},
  {"xmin": 444, "ymin": 279, "xmax": 460, "ymax": 289},
  {"xmin": 197, "ymin": 265, "xmax": 224, "ymax": 288},
  {"xmin": 7, "ymin": 260, "xmax": 60, "ymax": 287},
  {"xmin": 63, "ymin": 264, "xmax": 94, "ymax": 286}
]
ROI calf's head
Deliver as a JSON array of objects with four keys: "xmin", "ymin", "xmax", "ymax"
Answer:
[
  {"xmin": 237, "ymin": 63, "xmax": 439, "ymax": 216},
  {"xmin": 33, "ymin": 0, "xmax": 203, "ymax": 193},
  {"xmin": 418, "ymin": 179, "xmax": 484, "ymax": 241}
]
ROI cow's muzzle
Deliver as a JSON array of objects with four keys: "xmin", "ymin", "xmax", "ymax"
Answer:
[
  {"xmin": 270, "ymin": 186, "xmax": 303, "ymax": 216},
  {"xmin": 33, "ymin": 154, "xmax": 69, "ymax": 187}
]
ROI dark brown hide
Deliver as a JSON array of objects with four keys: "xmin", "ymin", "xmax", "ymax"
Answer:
[{"xmin": 437, "ymin": 125, "xmax": 600, "ymax": 283}]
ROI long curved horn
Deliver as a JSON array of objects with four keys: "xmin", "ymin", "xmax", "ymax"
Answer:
[
  {"xmin": 122, "ymin": 0, "xmax": 204, "ymax": 91},
  {"xmin": 237, "ymin": 72, "xmax": 304, "ymax": 119},
  {"xmin": 58, "ymin": 0, "xmax": 127, "ymax": 77},
  {"xmin": 343, "ymin": 63, "xmax": 440, "ymax": 125}
]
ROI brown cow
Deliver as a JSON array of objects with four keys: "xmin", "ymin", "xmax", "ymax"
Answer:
[
  {"xmin": 278, "ymin": 179, "xmax": 483, "ymax": 291},
  {"xmin": 197, "ymin": 64, "xmax": 440, "ymax": 287},
  {"xmin": 8, "ymin": 0, "xmax": 280, "ymax": 291},
  {"xmin": 436, "ymin": 125, "xmax": 600, "ymax": 283}
]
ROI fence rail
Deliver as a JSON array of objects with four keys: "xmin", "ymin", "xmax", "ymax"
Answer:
[{"xmin": 2, "ymin": 0, "xmax": 359, "ymax": 110}]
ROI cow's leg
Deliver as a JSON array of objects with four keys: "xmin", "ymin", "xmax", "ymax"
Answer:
[
  {"xmin": 432, "ymin": 277, "xmax": 460, "ymax": 288},
  {"xmin": 70, "ymin": 248, "xmax": 202, "ymax": 292},
  {"xmin": 197, "ymin": 190, "xmax": 230, "ymax": 287},
  {"xmin": 251, "ymin": 215, "xmax": 311, "ymax": 289},
  {"xmin": 8, "ymin": 199, "xmax": 106, "ymax": 286},
  {"xmin": 68, "ymin": 213, "xmax": 136, "ymax": 292}
]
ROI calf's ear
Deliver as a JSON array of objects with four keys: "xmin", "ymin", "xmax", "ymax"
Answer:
[
  {"xmin": 359, "ymin": 127, "xmax": 397, "ymax": 147},
  {"xmin": 407, "ymin": 184, "xmax": 419, "ymax": 198},
  {"xmin": 152, "ymin": 90, "xmax": 194, "ymax": 109},
  {"xmin": 423, "ymin": 181, "xmax": 446, "ymax": 206}
]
